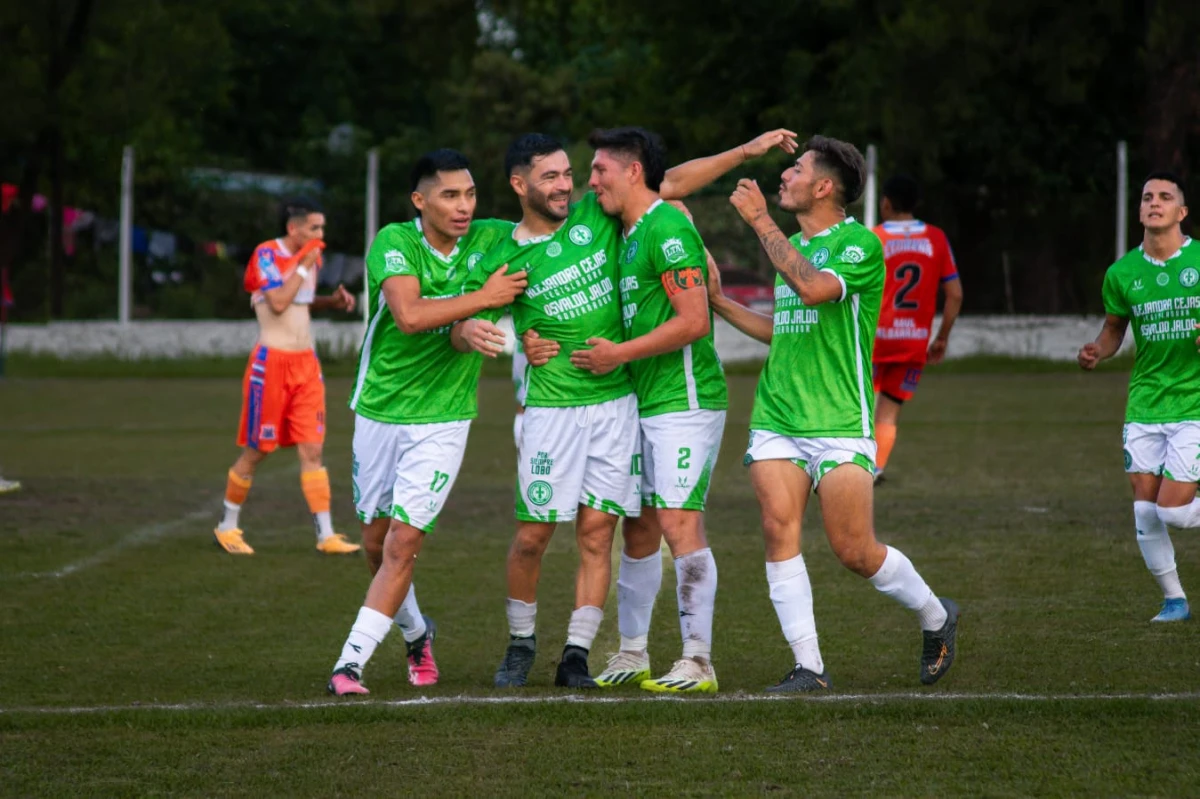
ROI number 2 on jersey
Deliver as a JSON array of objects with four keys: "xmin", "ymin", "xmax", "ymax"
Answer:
[{"xmin": 894, "ymin": 263, "xmax": 922, "ymax": 309}]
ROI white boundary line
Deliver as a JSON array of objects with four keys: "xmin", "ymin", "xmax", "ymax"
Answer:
[
  {"xmin": 14, "ymin": 463, "xmax": 300, "ymax": 580},
  {"xmin": 4, "ymin": 691, "xmax": 1199, "ymax": 716}
]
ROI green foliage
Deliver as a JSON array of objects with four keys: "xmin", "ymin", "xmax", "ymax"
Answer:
[{"xmin": 2, "ymin": 0, "xmax": 1197, "ymax": 319}]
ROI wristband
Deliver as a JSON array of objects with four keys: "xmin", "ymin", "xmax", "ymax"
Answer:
[{"xmin": 295, "ymin": 266, "xmax": 310, "ymax": 280}]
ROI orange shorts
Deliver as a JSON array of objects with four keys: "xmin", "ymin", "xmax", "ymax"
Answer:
[
  {"xmin": 873, "ymin": 361, "xmax": 924, "ymax": 403},
  {"xmin": 236, "ymin": 345, "xmax": 326, "ymax": 452}
]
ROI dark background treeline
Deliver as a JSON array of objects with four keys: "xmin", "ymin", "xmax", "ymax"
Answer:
[{"xmin": 1, "ymin": 0, "xmax": 1197, "ymax": 320}]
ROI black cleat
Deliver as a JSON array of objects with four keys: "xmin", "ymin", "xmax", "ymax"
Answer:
[
  {"xmin": 920, "ymin": 598, "xmax": 959, "ymax": 685},
  {"xmin": 554, "ymin": 645, "xmax": 597, "ymax": 689},
  {"xmin": 764, "ymin": 665, "xmax": 832, "ymax": 693},
  {"xmin": 494, "ymin": 634, "xmax": 536, "ymax": 688}
]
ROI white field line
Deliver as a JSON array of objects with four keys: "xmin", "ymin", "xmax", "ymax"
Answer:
[
  {"xmin": 3, "ymin": 691, "xmax": 1199, "ymax": 716},
  {"xmin": 15, "ymin": 462, "xmax": 299, "ymax": 580}
]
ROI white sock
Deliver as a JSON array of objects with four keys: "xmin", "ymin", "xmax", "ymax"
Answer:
[
  {"xmin": 393, "ymin": 584, "xmax": 428, "ymax": 642},
  {"xmin": 675, "ymin": 548, "xmax": 717, "ymax": 660},
  {"xmin": 869, "ymin": 545, "xmax": 947, "ymax": 631},
  {"xmin": 218, "ymin": 501, "xmax": 241, "ymax": 532},
  {"xmin": 314, "ymin": 511, "xmax": 334, "ymax": 541},
  {"xmin": 766, "ymin": 555, "xmax": 823, "ymax": 674},
  {"xmin": 333, "ymin": 606, "xmax": 393, "ymax": 676},
  {"xmin": 1157, "ymin": 499, "xmax": 1200, "ymax": 530},
  {"xmin": 1136, "ymin": 501, "xmax": 1186, "ymax": 599},
  {"xmin": 566, "ymin": 605, "xmax": 604, "ymax": 651},
  {"xmin": 618, "ymin": 549, "xmax": 662, "ymax": 652},
  {"xmin": 506, "ymin": 598, "xmax": 537, "ymax": 638}
]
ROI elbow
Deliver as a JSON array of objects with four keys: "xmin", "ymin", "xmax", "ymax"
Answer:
[
  {"xmin": 692, "ymin": 314, "xmax": 711, "ymax": 340},
  {"xmin": 268, "ymin": 298, "xmax": 289, "ymax": 315},
  {"xmin": 395, "ymin": 312, "xmax": 420, "ymax": 335}
]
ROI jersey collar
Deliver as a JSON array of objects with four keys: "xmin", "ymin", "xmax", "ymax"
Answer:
[
  {"xmin": 623, "ymin": 198, "xmax": 663, "ymax": 240},
  {"xmin": 415, "ymin": 218, "xmax": 461, "ymax": 264},
  {"xmin": 799, "ymin": 216, "xmax": 856, "ymax": 247},
  {"xmin": 1139, "ymin": 236, "xmax": 1193, "ymax": 266},
  {"xmin": 882, "ymin": 219, "xmax": 926, "ymax": 234},
  {"xmin": 274, "ymin": 238, "xmax": 294, "ymax": 258}
]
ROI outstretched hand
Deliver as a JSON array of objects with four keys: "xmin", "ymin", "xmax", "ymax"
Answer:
[{"xmin": 742, "ymin": 129, "xmax": 799, "ymax": 160}]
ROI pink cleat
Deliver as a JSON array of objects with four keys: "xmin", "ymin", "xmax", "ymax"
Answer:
[
  {"xmin": 327, "ymin": 668, "xmax": 370, "ymax": 696},
  {"xmin": 406, "ymin": 615, "xmax": 439, "ymax": 687}
]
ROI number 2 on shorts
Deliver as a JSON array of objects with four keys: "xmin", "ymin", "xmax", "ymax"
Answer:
[{"xmin": 677, "ymin": 447, "xmax": 691, "ymax": 470}]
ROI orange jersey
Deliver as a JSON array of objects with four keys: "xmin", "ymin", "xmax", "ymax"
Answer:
[
  {"xmin": 243, "ymin": 239, "xmax": 320, "ymax": 307},
  {"xmin": 872, "ymin": 220, "xmax": 958, "ymax": 363}
]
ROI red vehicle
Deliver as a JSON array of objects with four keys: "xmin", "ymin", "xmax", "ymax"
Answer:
[{"xmin": 716, "ymin": 263, "xmax": 774, "ymax": 312}]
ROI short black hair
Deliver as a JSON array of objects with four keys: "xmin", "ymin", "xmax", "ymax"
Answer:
[
  {"xmin": 279, "ymin": 197, "xmax": 323, "ymax": 235},
  {"xmin": 882, "ymin": 175, "xmax": 921, "ymax": 213},
  {"xmin": 505, "ymin": 133, "xmax": 565, "ymax": 176},
  {"xmin": 1144, "ymin": 171, "xmax": 1187, "ymax": 204},
  {"xmin": 586, "ymin": 127, "xmax": 667, "ymax": 191},
  {"xmin": 804, "ymin": 136, "xmax": 866, "ymax": 206},
  {"xmin": 410, "ymin": 148, "xmax": 471, "ymax": 194}
]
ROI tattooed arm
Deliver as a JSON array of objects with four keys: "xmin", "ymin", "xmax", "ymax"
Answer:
[{"xmin": 729, "ymin": 179, "xmax": 843, "ymax": 306}]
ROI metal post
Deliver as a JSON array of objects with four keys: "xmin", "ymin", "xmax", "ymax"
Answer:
[
  {"xmin": 1116, "ymin": 140, "xmax": 1128, "ymax": 260},
  {"xmin": 363, "ymin": 148, "xmax": 379, "ymax": 330},
  {"xmin": 118, "ymin": 146, "xmax": 134, "ymax": 325},
  {"xmin": 864, "ymin": 144, "xmax": 878, "ymax": 229}
]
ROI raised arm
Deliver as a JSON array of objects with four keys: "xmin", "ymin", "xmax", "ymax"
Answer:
[
  {"xmin": 729, "ymin": 179, "xmax": 841, "ymax": 306},
  {"xmin": 659, "ymin": 129, "xmax": 798, "ymax": 200},
  {"xmin": 1078, "ymin": 314, "xmax": 1129, "ymax": 370}
]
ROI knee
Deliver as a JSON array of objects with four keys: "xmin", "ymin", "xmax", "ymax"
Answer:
[
  {"xmin": 759, "ymin": 510, "xmax": 795, "ymax": 547},
  {"xmin": 622, "ymin": 517, "xmax": 661, "ymax": 558},
  {"xmin": 830, "ymin": 539, "xmax": 877, "ymax": 577},
  {"xmin": 382, "ymin": 524, "xmax": 422, "ymax": 565},
  {"xmin": 577, "ymin": 527, "xmax": 613, "ymax": 561},
  {"xmin": 510, "ymin": 528, "xmax": 551, "ymax": 561},
  {"xmin": 363, "ymin": 535, "xmax": 384, "ymax": 567},
  {"xmin": 296, "ymin": 444, "xmax": 323, "ymax": 470}
]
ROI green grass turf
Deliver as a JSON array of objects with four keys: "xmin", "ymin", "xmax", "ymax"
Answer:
[{"xmin": 1, "ymin": 372, "xmax": 1197, "ymax": 796}]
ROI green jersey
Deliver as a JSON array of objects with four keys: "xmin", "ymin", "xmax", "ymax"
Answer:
[
  {"xmin": 349, "ymin": 217, "xmax": 515, "ymax": 424},
  {"xmin": 619, "ymin": 199, "xmax": 727, "ymax": 416},
  {"xmin": 466, "ymin": 192, "xmax": 633, "ymax": 408},
  {"xmin": 750, "ymin": 217, "xmax": 883, "ymax": 438},
  {"xmin": 1101, "ymin": 237, "xmax": 1200, "ymax": 423}
]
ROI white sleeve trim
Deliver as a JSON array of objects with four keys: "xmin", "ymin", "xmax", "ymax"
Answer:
[{"xmin": 820, "ymin": 268, "xmax": 847, "ymax": 302}]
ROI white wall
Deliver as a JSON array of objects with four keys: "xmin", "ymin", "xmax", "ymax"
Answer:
[{"xmin": 6, "ymin": 315, "xmax": 1129, "ymax": 362}]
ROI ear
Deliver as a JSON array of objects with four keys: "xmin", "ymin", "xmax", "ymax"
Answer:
[
  {"xmin": 411, "ymin": 191, "xmax": 425, "ymax": 214},
  {"xmin": 627, "ymin": 160, "xmax": 644, "ymax": 185},
  {"xmin": 1180, "ymin": 204, "xmax": 1189, "ymax": 223},
  {"xmin": 509, "ymin": 172, "xmax": 527, "ymax": 199}
]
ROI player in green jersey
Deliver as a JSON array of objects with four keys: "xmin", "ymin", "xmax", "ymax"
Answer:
[
  {"xmin": 327, "ymin": 149, "xmax": 529, "ymax": 696},
  {"xmin": 713, "ymin": 135, "xmax": 958, "ymax": 691},
  {"xmin": 567, "ymin": 127, "xmax": 739, "ymax": 694},
  {"xmin": 458, "ymin": 129, "xmax": 796, "ymax": 689},
  {"xmin": 1079, "ymin": 171, "xmax": 1198, "ymax": 623}
]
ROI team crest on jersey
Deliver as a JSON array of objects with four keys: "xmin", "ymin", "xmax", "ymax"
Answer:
[
  {"xmin": 527, "ymin": 480, "xmax": 553, "ymax": 506},
  {"xmin": 661, "ymin": 237, "xmax": 687, "ymax": 265},
  {"xmin": 810, "ymin": 248, "xmax": 830, "ymax": 267},
  {"xmin": 1180, "ymin": 267, "xmax": 1199, "ymax": 288},
  {"xmin": 625, "ymin": 241, "xmax": 639, "ymax": 263},
  {"xmin": 840, "ymin": 245, "xmax": 866, "ymax": 263},
  {"xmin": 467, "ymin": 252, "xmax": 484, "ymax": 271},
  {"xmin": 383, "ymin": 250, "xmax": 408, "ymax": 274},
  {"xmin": 547, "ymin": 242, "xmax": 563, "ymax": 258},
  {"xmin": 1157, "ymin": 272, "xmax": 1171, "ymax": 287},
  {"xmin": 568, "ymin": 224, "xmax": 593, "ymax": 246}
]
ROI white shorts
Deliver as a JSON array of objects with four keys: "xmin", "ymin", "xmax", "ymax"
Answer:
[
  {"xmin": 1124, "ymin": 422, "xmax": 1200, "ymax": 483},
  {"xmin": 516, "ymin": 394, "xmax": 641, "ymax": 522},
  {"xmin": 352, "ymin": 415, "xmax": 471, "ymax": 533},
  {"xmin": 744, "ymin": 429, "xmax": 876, "ymax": 490},
  {"xmin": 640, "ymin": 409, "xmax": 726, "ymax": 510}
]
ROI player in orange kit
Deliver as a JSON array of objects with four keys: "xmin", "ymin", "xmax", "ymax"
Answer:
[
  {"xmin": 872, "ymin": 176, "xmax": 963, "ymax": 484},
  {"xmin": 214, "ymin": 197, "xmax": 361, "ymax": 554}
]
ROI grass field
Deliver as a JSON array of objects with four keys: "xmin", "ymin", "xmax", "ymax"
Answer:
[{"xmin": 1, "ymin": 366, "xmax": 1198, "ymax": 796}]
